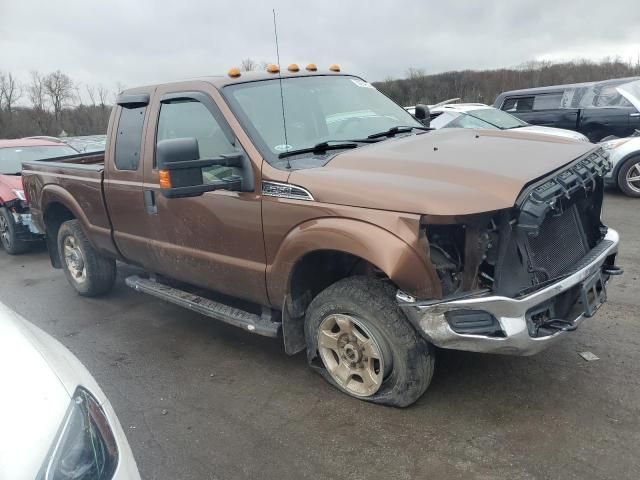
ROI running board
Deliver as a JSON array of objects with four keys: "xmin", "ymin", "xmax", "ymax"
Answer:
[{"xmin": 125, "ymin": 275, "xmax": 280, "ymax": 338}]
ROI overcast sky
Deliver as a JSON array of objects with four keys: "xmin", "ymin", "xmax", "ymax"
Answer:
[{"xmin": 1, "ymin": 0, "xmax": 639, "ymax": 102}]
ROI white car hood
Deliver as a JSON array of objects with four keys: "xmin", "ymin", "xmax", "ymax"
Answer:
[
  {"xmin": 0, "ymin": 304, "xmax": 71, "ymax": 479},
  {"xmin": 518, "ymin": 125, "xmax": 589, "ymax": 142},
  {"xmin": 0, "ymin": 303, "xmax": 139, "ymax": 479}
]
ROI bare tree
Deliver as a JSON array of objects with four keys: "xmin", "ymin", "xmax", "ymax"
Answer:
[
  {"xmin": 97, "ymin": 84, "xmax": 109, "ymax": 108},
  {"xmin": 240, "ymin": 58, "xmax": 258, "ymax": 72},
  {"xmin": 27, "ymin": 71, "xmax": 51, "ymax": 134},
  {"xmin": 43, "ymin": 70, "xmax": 75, "ymax": 122},
  {"xmin": 0, "ymin": 72, "xmax": 23, "ymax": 114},
  {"xmin": 85, "ymin": 85, "xmax": 97, "ymax": 106},
  {"xmin": 27, "ymin": 71, "xmax": 47, "ymax": 111}
]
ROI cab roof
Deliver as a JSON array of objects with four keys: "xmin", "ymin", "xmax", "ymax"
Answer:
[{"xmin": 120, "ymin": 70, "xmax": 352, "ymax": 95}]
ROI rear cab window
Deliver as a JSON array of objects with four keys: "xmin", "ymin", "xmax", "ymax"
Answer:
[{"xmin": 115, "ymin": 105, "xmax": 146, "ymax": 170}]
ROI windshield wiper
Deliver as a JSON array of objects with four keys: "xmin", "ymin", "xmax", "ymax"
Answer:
[
  {"xmin": 366, "ymin": 125, "xmax": 432, "ymax": 140},
  {"xmin": 278, "ymin": 141, "xmax": 359, "ymax": 159}
]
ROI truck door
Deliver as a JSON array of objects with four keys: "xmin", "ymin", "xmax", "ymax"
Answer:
[
  {"xmin": 141, "ymin": 84, "xmax": 268, "ymax": 305},
  {"xmin": 104, "ymin": 92, "xmax": 160, "ymax": 267}
]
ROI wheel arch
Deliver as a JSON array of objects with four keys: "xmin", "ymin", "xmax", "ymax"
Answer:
[{"xmin": 270, "ymin": 218, "xmax": 440, "ymax": 355}]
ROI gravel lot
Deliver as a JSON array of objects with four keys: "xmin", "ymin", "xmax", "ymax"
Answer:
[{"xmin": 1, "ymin": 190, "xmax": 638, "ymax": 480}]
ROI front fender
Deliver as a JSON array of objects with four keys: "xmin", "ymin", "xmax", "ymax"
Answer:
[{"xmin": 266, "ymin": 217, "xmax": 441, "ymax": 307}]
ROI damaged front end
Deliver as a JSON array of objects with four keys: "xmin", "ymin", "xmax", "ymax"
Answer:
[
  {"xmin": 3, "ymin": 197, "xmax": 44, "ymax": 239},
  {"xmin": 399, "ymin": 148, "xmax": 621, "ymax": 355}
]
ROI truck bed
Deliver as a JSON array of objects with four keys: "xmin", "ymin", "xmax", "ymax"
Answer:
[{"xmin": 21, "ymin": 151, "xmax": 116, "ymax": 257}]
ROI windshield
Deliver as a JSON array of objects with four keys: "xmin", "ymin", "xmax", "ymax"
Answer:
[
  {"xmin": 223, "ymin": 75, "xmax": 421, "ymax": 167},
  {"xmin": 462, "ymin": 108, "xmax": 528, "ymax": 129},
  {"xmin": 0, "ymin": 145, "xmax": 78, "ymax": 174}
]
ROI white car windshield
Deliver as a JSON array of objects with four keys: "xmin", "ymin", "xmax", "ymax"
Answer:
[{"xmin": 434, "ymin": 108, "xmax": 528, "ymax": 130}]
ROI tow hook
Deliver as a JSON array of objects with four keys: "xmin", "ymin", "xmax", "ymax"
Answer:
[
  {"xmin": 541, "ymin": 319, "xmax": 578, "ymax": 332},
  {"xmin": 602, "ymin": 265, "xmax": 623, "ymax": 276}
]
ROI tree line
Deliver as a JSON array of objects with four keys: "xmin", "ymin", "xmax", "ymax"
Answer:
[
  {"xmin": 0, "ymin": 70, "xmax": 117, "ymax": 139},
  {"xmin": 2, "ymin": 58, "xmax": 640, "ymax": 139},
  {"xmin": 373, "ymin": 58, "xmax": 640, "ymax": 107}
]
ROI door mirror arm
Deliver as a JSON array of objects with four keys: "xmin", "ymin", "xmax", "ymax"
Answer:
[{"xmin": 156, "ymin": 138, "xmax": 255, "ymax": 198}]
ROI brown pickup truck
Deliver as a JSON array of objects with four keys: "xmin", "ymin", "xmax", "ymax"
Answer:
[{"xmin": 22, "ymin": 67, "xmax": 621, "ymax": 406}]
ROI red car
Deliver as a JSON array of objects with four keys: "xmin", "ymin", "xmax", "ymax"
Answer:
[{"xmin": 0, "ymin": 139, "xmax": 78, "ymax": 254}]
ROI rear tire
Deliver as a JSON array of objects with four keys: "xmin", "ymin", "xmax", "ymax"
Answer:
[
  {"xmin": 304, "ymin": 276, "xmax": 434, "ymax": 407},
  {"xmin": 0, "ymin": 207, "xmax": 30, "ymax": 255},
  {"xmin": 57, "ymin": 219, "xmax": 116, "ymax": 296},
  {"xmin": 617, "ymin": 156, "xmax": 640, "ymax": 198}
]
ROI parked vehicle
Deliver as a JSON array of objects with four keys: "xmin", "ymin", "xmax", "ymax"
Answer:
[
  {"xmin": 23, "ymin": 67, "xmax": 621, "ymax": 406},
  {"xmin": 600, "ymin": 133, "xmax": 640, "ymax": 197},
  {"xmin": 494, "ymin": 77, "xmax": 640, "ymax": 142},
  {"xmin": 65, "ymin": 134, "xmax": 108, "ymax": 153},
  {"xmin": 0, "ymin": 138, "xmax": 78, "ymax": 254},
  {"xmin": 0, "ymin": 301, "xmax": 140, "ymax": 479},
  {"xmin": 420, "ymin": 103, "xmax": 589, "ymax": 141}
]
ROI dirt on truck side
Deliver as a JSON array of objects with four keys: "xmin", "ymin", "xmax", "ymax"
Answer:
[{"xmin": 22, "ymin": 69, "xmax": 621, "ymax": 406}]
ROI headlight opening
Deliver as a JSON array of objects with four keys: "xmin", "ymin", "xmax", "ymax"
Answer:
[{"xmin": 40, "ymin": 387, "xmax": 119, "ymax": 480}]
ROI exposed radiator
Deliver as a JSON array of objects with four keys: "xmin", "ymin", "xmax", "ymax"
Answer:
[{"xmin": 524, "ymin": 204, "xmax": 589, "ymax": 283}]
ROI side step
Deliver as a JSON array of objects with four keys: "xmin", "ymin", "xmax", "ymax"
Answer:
[{"xmin": 125, "ymin": 275, "xmax": 281, "ymax": 338}]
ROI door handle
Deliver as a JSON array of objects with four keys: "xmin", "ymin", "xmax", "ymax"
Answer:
[
  {"xmin": 630, "ymin": 113, "xmax": 640, "ymax": 117},
  {"xmin": 144, "ymin": 189, "xmax": 157, "ymax": 215}
]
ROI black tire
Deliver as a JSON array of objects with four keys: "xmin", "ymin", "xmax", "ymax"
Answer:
[
  {"xmin": 57, "ymin": 219, "xmax": 116, "ymax": 296},
  {"xmin": 304, "ymin": 276, "xmax": 434, "ymax": 407},
  {"xmin": 0, "ymin": 207, "xmax": 30, "ymax": 255},
  {"xmin": 617, "ymin": 156, "xmax": 640, "ymax": 198}
]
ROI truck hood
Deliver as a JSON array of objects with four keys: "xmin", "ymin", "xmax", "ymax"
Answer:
[{"xmin": 289, "ymin": 129, "xmax": 596, "ymax": 216}]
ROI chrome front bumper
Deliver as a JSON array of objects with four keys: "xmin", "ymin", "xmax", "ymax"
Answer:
[{"xmin": 398, "ymin": 229, "xmax": 620, "ymax": 356}]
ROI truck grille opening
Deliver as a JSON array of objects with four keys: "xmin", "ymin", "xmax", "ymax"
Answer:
[{"xmin": 524, "ymin": 204, "xmax": 589, "ymax": 284}]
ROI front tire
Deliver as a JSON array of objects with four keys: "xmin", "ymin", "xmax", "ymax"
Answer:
[
  {"xmin": 617, "ymin": 156, "xmax": 640, "ymax": 197},
  {"xmin": 0, "ymin": 207, "xmax": 30, "ymax": 255},
  {"xmin": 57, "ymin": 219, "xmax": 116, "ymax": 296},
  {"xmin": 304, "ymin": 276, "xmax": 434, "ymax": 407}
]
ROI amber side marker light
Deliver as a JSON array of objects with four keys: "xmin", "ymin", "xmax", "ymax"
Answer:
[
  {"xmin": 266, "ymin": 64, "xmax": 280, "ymax": 73},
  {"xmin": 306, "ymin": 63, "xmax": 317, "ymax": 71},
  {"xmin": 228, "ymin": 67, "xmax": 241, "ymax": 78},
  {"xmin": 159, "ymin": 170, "xmax": 172, "ymax": 189},
  {"xmin": 329, "ymin": 64, "xmax": 341, "ymax": 72},
  {"xmin": 288, "ymin": 63, "xmax": 299, "ymax": 72}
]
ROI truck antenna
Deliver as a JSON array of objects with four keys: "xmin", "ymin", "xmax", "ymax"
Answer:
[{"xmin": 272, "ymin": 9, "xmax": 291, "ymax": 169}]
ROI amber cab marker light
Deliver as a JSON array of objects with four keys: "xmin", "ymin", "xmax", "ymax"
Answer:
[
  {"xmin": 306, "ymin": 63, "xmax": 317, "ymax": 71},
  {"xmin": 228, "ymin": 67, "xmax": 241, "ymax": 78},
  {"xmin": 266, "ymin": 64, "xmax": 280, "ymax": 73},
  {"xmin": 159, "ymin": 170, "xmax": 172, "ymax": 189},
  {"xmin": 288, "ymin": 63, "xmax": 299, "ymax": 72},
  {"xmin": 329, "ymin": 64, "xmax": 340, "ymax": 72}
]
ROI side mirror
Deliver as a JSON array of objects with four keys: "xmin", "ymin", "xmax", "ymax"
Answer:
[
  {"xmin": 414, "ymin": 104, "xmax": 431, "ymax": 127},
  {"xmin": 156, "ymin": 138, "xmax": 252, "ymax": 198}
]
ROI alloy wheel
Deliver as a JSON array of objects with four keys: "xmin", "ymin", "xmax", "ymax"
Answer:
[
  {"xmin": 63, "ymin": 235, "xmax": 86, "ymax": 283},
  {"xmin": 625, "ymin": 161, "xmax": 640, "ymax": 194}
]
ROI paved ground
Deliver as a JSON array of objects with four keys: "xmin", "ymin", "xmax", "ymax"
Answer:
[{"xmin": 1, "ymin": 190, "xmax": 639, "ymax": 480}]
